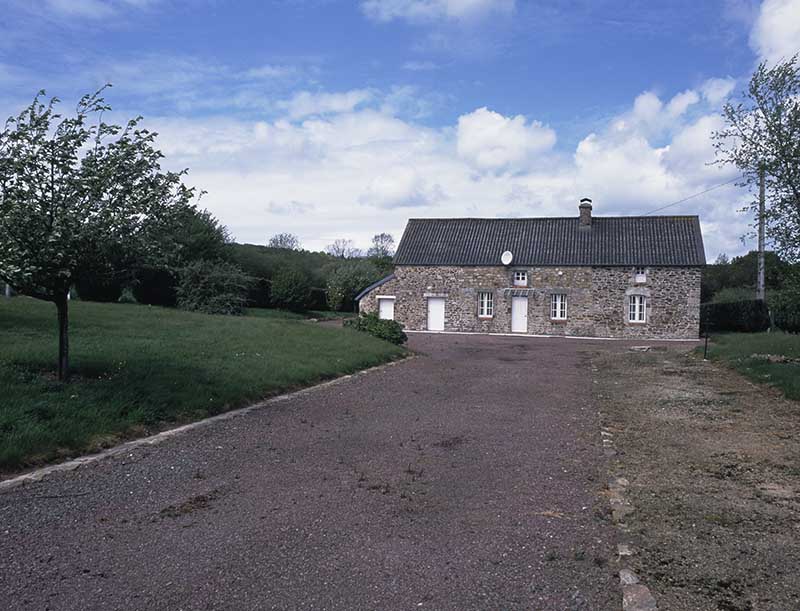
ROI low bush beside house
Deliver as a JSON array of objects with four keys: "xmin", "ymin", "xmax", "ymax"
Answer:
[
  {"xmin": 176, "ymin": 260, "xmax": 251, "ymax": 315},
  {"xmin": 345, "ymin": 312, "xmax": 407, "ymax": 345},
  {"xmin": 700, "ymin": 299, "xmax": 771, "ymax": 334}
]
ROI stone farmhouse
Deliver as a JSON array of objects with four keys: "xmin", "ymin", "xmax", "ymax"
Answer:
[{"xmin": 357, "ymin": 199, "xmax": 705, "ymax": 339}]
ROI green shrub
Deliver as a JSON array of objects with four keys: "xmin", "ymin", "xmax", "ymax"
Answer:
[
  {"xmin": 326, "ymin": 260, "xmax": 383, "ymax": 311},
  {"xmin": 176, "ymin": 260, "xmax": 251, "ymax": 315},
  {"xmin": 271, "ymin": 266, "xmax": 313, "ymax": 311},
  {"xmin": 345, "ymin": 312, "xmax": 407, "ymax": 345},
  {"xmin": 700, "ymin": 299, "xmax": 771, "ymax": 334}
]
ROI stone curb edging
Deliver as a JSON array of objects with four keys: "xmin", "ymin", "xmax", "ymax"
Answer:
[
  {"xmin": 0, "ymin": 355, "xmax": 414, "ymax": 494},
  {"xmin": 601, "ymin": 423, "xmax": 659, "ymax": 611}
]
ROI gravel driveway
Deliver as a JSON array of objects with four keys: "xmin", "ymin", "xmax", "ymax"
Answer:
[{"xmin": 1, "ymin": 334, "xmax": 619, "ymax": 610}]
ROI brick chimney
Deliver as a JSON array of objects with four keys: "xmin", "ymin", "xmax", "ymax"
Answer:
[{"xmin": 579, "ymin": 197, "xmax": 592, "ymax": 226}]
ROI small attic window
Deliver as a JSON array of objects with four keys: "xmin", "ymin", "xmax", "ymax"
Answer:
[
  {"xmin": 634, "ymin": 267, "xmax": 647, "ymax": 283},
  {"xmin": 513, "ymin": 270, "xmax": 528, "ymax": 287}
]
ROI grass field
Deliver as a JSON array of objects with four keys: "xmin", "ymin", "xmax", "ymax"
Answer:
[
  {"xmin": 705, "ymin": 332, "xmax": 800, "ymax": 400},
  {"xmin": 245, "ymin": 308, "xmax": 355, "ymax": 321},
  {"xmin": 0, "ymin": 297, "xmax": 404, "ymax": 470}
]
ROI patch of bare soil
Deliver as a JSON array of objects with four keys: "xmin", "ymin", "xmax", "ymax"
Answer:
[{"xmin": 594, "ymin": 348, "xmax": 800, "ymax": 611}]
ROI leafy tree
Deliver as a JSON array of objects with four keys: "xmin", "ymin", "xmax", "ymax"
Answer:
[
  {"xmin": 268, "ymin": 232, "xmax": 301, "ymax": 250},
  {"xmin": 0, "ymin": 89, "xmax": 195, "ymax": 380},
  {"xmin": 133, "ymin": 206, "xmax": 230, "ymax": 306},
  {"xmin": 176, "ymin": 260, "xmax": 250, "ymax": 316},
  {"xmin": 271, "ymin": 266, "xmax": 313, "ymax": 311},
  {"xmin": 326, "ymin": 260, "xmax": 382, "ymax": 312},
  {"xmin": 713, "ymin": 55, "xmax": 800, "ymax": 261},
  {"xmin": 325, "ymin": 238, "xmax": 362, "ymax": 259},
  {"xmin": 367, "ymin": 232, "xmax": 395, "ymax": 275},
  {"xmin": 701, "ymin": 250, "xmax": 793, "ymax": 302}
]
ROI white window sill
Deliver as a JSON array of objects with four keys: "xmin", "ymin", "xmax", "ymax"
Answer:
[
  {"xmin": 628, "ymin": 320, "xmax": 648, "ymax": 324},
  {"xmin": 478, "ymin": 315, "xmax": 494, "ymax": 319}
]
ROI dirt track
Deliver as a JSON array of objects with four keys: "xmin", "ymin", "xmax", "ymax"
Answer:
[{"xmin": 595, "ymin": 347, "xmax": 800, "ymax": 611}]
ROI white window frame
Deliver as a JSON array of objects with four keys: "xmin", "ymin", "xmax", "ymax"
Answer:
[
  {"xmin": 550, "ymin": 293, "xmax": 567, "ymax": 320},
  {"xmin": 628, "ymin": 294, "xmax": 647, "ymax": 323},
  {"xmin": 512, "ymin": 270, "xmax": 528, "ymax": 287},
  {"xmin": 634, "ymin": 266, "xmax": 647, "ymax": 283},
  {"xmin": 478, "ymin": 291, "xmax": 494, "ymax": 318}
]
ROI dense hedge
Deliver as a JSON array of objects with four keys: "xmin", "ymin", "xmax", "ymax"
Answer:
[
  {"xmin": 700, "ymin": 299, "xmax": 771, "ymax": 334},
  {"xmin": 75, "ymin": 272, "xmax": 123, "ymax": 303},
  {"xmin": 345, "ymin": 312, "xmax": 407, "ymax": 345},
  {"xmin": 132, "ymin": 266, "xmax": 178, "ymax": 307},
  {"xmin": 771, "ymin": 292, "xmax": 800, "ymax": 333}
]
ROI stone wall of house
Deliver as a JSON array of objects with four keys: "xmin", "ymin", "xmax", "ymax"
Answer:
[{"xmin": 359, "ymin": 265, "xmax": 702, "ymax": 339}]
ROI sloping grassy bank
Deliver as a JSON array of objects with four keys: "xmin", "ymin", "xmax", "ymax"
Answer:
[
  {"xmin": 0, "ymin": 297, "xmax": 404, "ymax": 470},
  {"xmin": 704, "ymin": 332, "xmax": 800, "ymax": 400}
]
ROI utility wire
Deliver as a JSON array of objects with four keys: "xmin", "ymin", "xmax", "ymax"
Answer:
[{"xmin": 642, "ymin": 176, "xmax": 742, "ymax": 215}]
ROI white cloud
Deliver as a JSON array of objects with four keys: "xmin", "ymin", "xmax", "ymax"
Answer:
[
  {"xmin": 750, "ymin": 0, "xmax": 800, "ymax": 65},
  {"xmin": 359, "ymin": 167, "xmax": 447, "ymax": 208},
  {"xmin": 402, "ymin": 60, "xmax": 440, "ymax": 71},
  {"xmin": 361, "ymin": 0, "xmax": 515, "ymax": 23},
  {"xmin": 242, "ymin": 64, "xmax": 298, "ymax": 79},
  {"xmin": 133, "ymin": 87, "xmax": 751, "ymax": 260},
  {"xmin": 700, "ymin": 77, "xmax": 736, "ymax": 105},
  {"xmin": 666, "ymin": 89, "xmax": 700, "ymax": 117},
  {"xmin": 457, "ymin": 107, "xmax": 556, "ymax": 171},
  {"xmin": 43, "ymin": 0, "xmax": 155, "ymax": 19},
  {"xmin": 2, "ymin": 76, "xmax": 752, "ymax": 260},
  {"xmin": 277, "ymin": 89, "xmax": 374, "ymax": 120}
]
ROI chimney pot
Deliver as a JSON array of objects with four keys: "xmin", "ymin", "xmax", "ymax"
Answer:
[{"xmin": 579, "ymin": 197, "xmax": 592, "ymax": 226}]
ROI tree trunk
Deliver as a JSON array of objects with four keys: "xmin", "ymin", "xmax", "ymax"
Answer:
[{"xmin": 55, "ymin": 292, "xmax": 70, "ymax": 382}]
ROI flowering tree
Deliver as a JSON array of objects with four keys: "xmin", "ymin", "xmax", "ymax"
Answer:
[{"xmin": 0, "ymin": 88, "xmax": 196, "ymax": 380}]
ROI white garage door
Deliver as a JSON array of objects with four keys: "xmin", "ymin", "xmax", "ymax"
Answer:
[
  {"xmin": 378, "ymin": 298, "xmax": 395, "ymax": 320},
  {"xmin": 427, "ymin": 297, "xmax": 445, "ymax": 331}
]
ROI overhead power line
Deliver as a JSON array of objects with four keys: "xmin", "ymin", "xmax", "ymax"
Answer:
[{"xmin": 642, "ymin": 176, "xmax": 742, "ymax": 216}]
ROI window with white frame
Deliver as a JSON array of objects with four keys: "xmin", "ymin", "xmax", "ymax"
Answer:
[
  {"xmin": 478, "ymin": 291, "xmax": 494, "ymax": 317},
  {"xmin": 513, "ymin": 270, "xmax": 528, "ymax": 287},
  {"xmin": 628, "ymin": 294, "xmax": 647, "ymax": 322},
  {"xmin": 551, "ymin": 293, "xmax": 567, "ymax": 320},
  {"xmin": 634, "ymin": 266, "xmax": 647, "ymax": 283}
]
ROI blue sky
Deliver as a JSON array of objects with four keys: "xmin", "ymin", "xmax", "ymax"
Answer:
[{"xmin": 2, "ymin": 0, "xmax": 800, "ymax": 257}]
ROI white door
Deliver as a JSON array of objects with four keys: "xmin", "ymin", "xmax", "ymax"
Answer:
[
  {"xmin": 378, "ymin": 298, "xmax": 395, "ymax": 320},
  {"xmin": 427, "ymin": 297, "xmax": 445, "ymax": 331},
  {"xmin": 511, "ymin": 296, "xmax": 528, "ymax": 333}
]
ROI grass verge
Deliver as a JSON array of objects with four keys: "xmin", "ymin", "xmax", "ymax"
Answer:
[
  {"xmin": 0, "ymin": 297, "xmax": 404, "ymax": 471},
  {"xmin": 704, "ymin": 331, "xmax": 800, "ymax": 400}
]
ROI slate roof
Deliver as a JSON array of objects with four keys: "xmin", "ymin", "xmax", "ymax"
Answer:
[
  {"xmin": 355, "ymin": 273, "xmax": 396, "ymax": 302},
  {"xmin": 393, "ymin": 216, "xmax": 706, "ymax": 267}
]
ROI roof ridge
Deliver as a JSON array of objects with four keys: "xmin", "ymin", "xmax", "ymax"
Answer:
[{"xmin": 406, "ymin": 215, "xmax": 701, "ymax": 221}]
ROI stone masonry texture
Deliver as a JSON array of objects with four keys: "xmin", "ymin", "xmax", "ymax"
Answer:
[{"xmin": 360, "ymin": 265, "xmax": 702, "ymax": 339}]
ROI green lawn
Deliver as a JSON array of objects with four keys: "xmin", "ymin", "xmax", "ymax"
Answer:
[
  {"xmin": 245, "ymin": 308, "xmax": 355, "ymax": 321},
  {"xmin": 0, "ymin": 297, "xmax": 404, "ymax": 470},
  {"xmin": 705, "ymin": 332, "xmax": 800, "ymax": 400}
]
